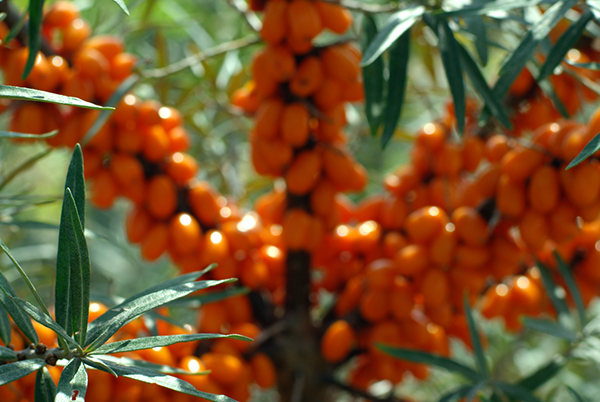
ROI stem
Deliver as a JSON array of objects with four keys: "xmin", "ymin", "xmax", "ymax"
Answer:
[
  {"xmin": 0, "ymin": 0, "xmax": 54, "ymax": 55},
  {"xmin": 318, "ymin": 0, "xmax": 401, "ymax": 13},
  {"xmin": 0, "ymin": 344, "xmax": 79, "ymax": 366},
  {"xmin": 141, "ymin": 36, "xmax": 260, "ymax": 79}
]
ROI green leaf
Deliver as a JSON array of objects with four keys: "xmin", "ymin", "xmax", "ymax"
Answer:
[
  {"xmin": 0, "ymin": 360, "xmax": 44, "ymax": 386},
  {"xmin": 0, "ymin": 130, "xmax": 57, "ymax": 139},
  {"xmin": 362, "ymin": 15, "xmax": 385, "ymax": 136},
  {"xmin": 56, "ymin": 358, "xmax": 87, "ymax": 402},
  {"xmin": 81, "ymin": 356, "xmax": 118, "ymax": 378},
  {"xmin": 97, "ymin": 358, "xmax": 238, "ymax": 402},
  {"xmin": 0, "ymin": 303, "xmax": 11, "ymax": 346},
  {"xmin": 465, "ymin": 16, "xmax": 488, "ymax": 65},
  {"xmin": 0, "ymin": 345, "xmax": 17, "ymax": 360},
  {"xmin": 81, "ymin": 75, "xmax": 139, "ymax": 145},
  {"xmin": 12, "ymin": 297, "xmax": 81, "ymax": 352},
  {"xmin": 35, "ymin": 367, "xmax": 57, "ymax": 402},
  {"xmin": 539, "ymin": 77, "xmax": 570, "ymax": 118},
  {"xmin": 55, "ymin": 145, "xmax": 88, "ymax": 340},
  {"xmin": 522, "ymin": 317, "xmax": 578, "ymax": 341},
  {"xmin": 442, "ymin": 0, "xmax": 547, "ymax": 16},
  {"xmin": 463, "ymin": 295, "xmax": 488, "ymax": 378},
  {"xmin": 437, "ymin": 17, "xmax": 465, "ymax": 134},
  {"xmin": 111, "ymin": 0, "xmax": 130, "ymax": 15},
  {"xmin": 438, "ymin": 386, "xmax": 472, "ymax": 402},
  {"xmin": 22, "ymin": 0, "xmax": 45, "ymax": 80},
  {"xmin": 0, "ymin": 85, "xmax": 112, "ymax": 110},
  {"xmin": 498, "ymin": 0, "xmax": 577, "ymax": 76},
  {"xmin": 492, "ymin": 382, "xmax": 544, "ymax": 402},
  {"xmin": 0, "ymin": 149, "xmax": 53, "ymax": 192},
  {"xmin": 466, "ymin": 381, "xmax": 487, "ymax": 402},
  {"xmin": 457, "ymin": 43, "xmax": 511, "ymax": 128},
  {"xmin": 536, "ymin": 260, "xmax": 570, "ymax": 318},
  {"xmin": 0, "ymin": 269, "xmax": 38, "ymax": 344},
  {"xmin": 518, "ymin": 359, "xmax": 564, "ymax": 391},
  {"xmin": 90, "ymin": 333, "xmax": 251, "ymax": 355},
  {"xmin": 538, "ymin": 10, "xmax": 593, "ymax": 81},
  {"xmin": 567, "ymin": 386, "xmax": 587, "ymax": 402},
  {"xmin": 95, "ymin": 354, "xmax": 210, "ymax": 376},
  {"xmin": 0, "ymin": 238, "xmax": 50, "ymax": 316},
  {"xmin": 377, "ymin": 344, "xmax": 480, "ymax": 381},
  {"xmin": 87, "ymin": 267, "xmax": 215, "ymax": 332},
  {"xmin": 589, "ymin": 1, "xmax": 600, "ymax": 21},
  {"xmin": 554, "ymin": 251, "xmax": 586, "ymax": 326},
  {"xmin": 380, "ymin": 28, "xmax": 410, "ymax": 149},
  {"xmin": 564, "ymin": 60, "xmax": 600, "ymax": 70},
  {"xmin": 361, "ymin": 5, "xmax": 424, "ymax": 66},
  {"xmin": 5, "ymin": 14, "xmax": 27, "ymax": 44},
  {"xmin": 567, "ymin": 132, "xmax": 600, "ymax": 169},
  {"xmin": 84, "ymin": 278, "xmax": 236, "ymax": 351},
  {"xmin": 165, "ymin": 286, "xmax": 249, "ymax": 308},
  {"xmin": 64, "ymin": 189, "xmax": 91, "ymax": 346}
]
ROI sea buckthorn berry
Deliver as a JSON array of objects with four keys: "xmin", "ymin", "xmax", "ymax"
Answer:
[
  {"xmin": 419, "ymin": 268, "xmax": 449, "ymax": 308},
  {"xmin": 310, "ymin": 180, "xmax": 336, "ymax": 218},
  {"xmin": 359, "ymin": 289, "xmax": 389, "ymax": 322},
  {"xmin": 202, "ymin": 353, "xmax": 244, "ymax": 386},
  {"xmin": 379, "ymin": 197, "xmax": 407, "ymax": 231},
  {"xmin": 417, "ymin": 122, "xmax": 446, "ymax": 152},
  {"xmin": 26, "ymin": 53, "xmax": 59, "ymax": 92},
  {"xmin": 109, "ymin": 153, "xmax": 144, "ymax": 187},
  {"xmin": 261, "ymin": 0, "xmax": 287, "ymax": 44},
  {"xmin": 90, "ymin": 170, "xmax": 119, "ymax": 209},
  {"xmin": 81, "ymin": 35, "xmax": 124, "ymax": 62},
  {"xmin": 281, "ymin": 103, "xmax": 310, "ymax": 147},
  {"xmin": 146, "ymin": 175, "xmax": 177, "ymax": 220},
  {"xmin": 395, "ymin": 244, "xmax": 428, "ymax": 276},
  {"xmin": 528, "ymin": 165, "xmax": 559, "ymax": 213},
  {"xmin": 62, "ymin": 18, "xmax": 92, "ymax": 54},
  {"xmin": 126, "ymin": 208, "xmax": 153, "ymax": 244},
  {"xmin": 501, "ymin": 146, "xmax": 546, "ymax": 182},
  {"xmin": 264, "ymin": 45, "xmax": 296, "ymax": 82},
  {"xmin": 282, "ymin": 209, "xmax": 311, "ymax": 250},
  {"xmin": 518, "ymin": 209, "xmax": 550, "ymax": 252},
  {"xmin": 165, "ymin": 152, "xmax": 199, "ymax": 185},
  {"xmin": 497, "ymin": 175, "xmax": 526, "ymax": 217},
  {"xmin": 169, "ymin": 213, "xmax": 202, "ymax": 256},
  {"xmin": 168, "ymin": 126, "xmax": 192, "ymax": 153},
  {"xmin": 321, "ymin": 44, "xmax": 360, "ymax": 82},
  {"xmin": 451, "ymin": 207, "xmax": 489, "ymax": 246},
  {"xmin": 178, "ymin": 356, "xmax": 210, "ymax": 390},
  {"xmin": 561, "ymin": 161, "xmax": 600, "ymax": 207},
  {"xmin": 111, "ymin": 52, "xmax": 138, "ymax": 81},
  {"xmin": 286, "ymin": 150, "xmax": 322, "ymax": 195},
  {"xmin": 140, "ymin": 222, "xmax": 169, "ymax": 261},
  {"xmin": 250, "ymin": 353, "xmax": 276, "ymax": 388},
  {"xmin": 313, "ymin": 79, "xmax": 342, "ymax": 109},
  {"xmin": 314, "ymin": 1, "xmax": 352, "ymax": 34},
  {"xmin": 252, "ymin": 51, "xmax": 279, "ymax": 96},
  {"xmin": 429, "ymin": 226, "xmax": 457, "ymax": 266},
  {"xmin": 389, "ymin": 277, "xmax": 414, "ymax": 320},
  {"xmin": 200, "ymin": 230, "xmax": 230, "ymax": 267},
  {"xmin": 142, "ymin": 125, "xmax": 170, "ymax": 162},
  {"xmin": 287, "ymin": 0, "xmax": 323, "ymax": 43},
  {"xmin": 321, "ymin": 320, "xmax": 356, "ymax": 363},
  {"xmin": 289, "ymin": 56, "xmax": 324, "ymax": 97},
  {"xmin": 485, "ymin": 134, "xmax": 511, "ymax": 163},
  {"xmin": 45, "ymin": 1, "xmax": 80, "ymax": 28},
  {"xmin": 404, "ymin": 207, "xmax": 448, "ymax": 244},
  {"xmin": 255, "ymin": 98, "xmax": 284, "ymax": 140},
  {"xmin": 73, "ymin": 48, "xmax": 110, "ymax": 79}
]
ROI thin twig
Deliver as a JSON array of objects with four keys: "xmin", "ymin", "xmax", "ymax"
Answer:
[
  {"xmin": 319, "ymin": 0, "xmax": 400, "ymax": 13},
  {"xmin": 322, "ymin": 375, "xmax": 409, "ymax": 402},
  {"xmin": 225, "ymin": 0, "xmax": 262, "ymax": 32},
  {"xmin": 142, "ymin": 36, "xmax": 260, "ymax": 79}
]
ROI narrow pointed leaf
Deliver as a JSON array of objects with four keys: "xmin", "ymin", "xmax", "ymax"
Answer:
[
  {"xmin": 0, "ymin": 303, "xmax": 11, "ymax": 346},
  {"xmin": 437, "ymin": 17, "xmax": 465, "ymax": 134},
  {"xmin": 91, "ymin": 333, "xmax": 251, "ymax": 355},
  {"xmin": 361, "ymin": 5, "xmax": 424, "ymax": 66},
  {"xmin": 0, "ymin": 270, "xmax": 38, "ymax": 344},
  {"xmin": 465, "ymin": 16, "xmax": 488, "ymax": 65},
  {"xmin": 554, "ymin": 251, "xmax": 586, "ymax": 325},
  {"xmin": 567, "ymin": 133, "xmax": 600, "ymax": 169},
  {"xmin": 492, "ymin": 382, "xmax": 544, "ymax": 402},
  {"xmin": 63, "ymin": 189, "xmax": 90, "ymax": 346},
  {"xmin": 567, "ymin": 386, "xmax": 587, "ymax": 402},
  {"xmin": 35, "ymin": 367, "xmax": 57, "ymax": 402},
  {"xmin": 165, "ymin": 286, "xmax": 249, "ymax": 308},
  {"xmin": 457, "ymin": 43, "xmax": 511, "ymax": 128},
  {"xmin": 56, "ymin": 359, "xmax": 87, "ymax": 402},
  {"xmin": 540, "ymin": 77, "xmax": 570, "ymax": 117},
  {"xmin": 22, "ymin": 0, "xmax": 45, "ymax": 80},
  {"xmin": 380, "ymin": 28, "xmax": 410, "ymax": 148},
  {"xmin": 84, "ymin": 278, "xmax": 236, "ymax": 351},
  {"xmin": 0, "ymin": 85, "xmax": 112, "ymax": 109},
  {"xmin": 82, "ymin": 356, "xmax": 118, "ymax": 377},
  {"xmin": 64, "ymin": 145, "xmax": 86, "ymax": 227},
  {"xmin": 466, "ymin": 381, "xmax": 487, "ymax": 402},
  {"xmin": 522, "ymin": 317, "xmax": 578, "ymax": 341},
  {"xmin": 464, "ymin": 295, "xmax": 488, "ymax": 378},
  {"xmin": 564, "ymin": 59, "xmax": 600, "ymax": 70},
  {"xmin": 0, "ymin": 360, "xmax": 44, "ymax": 386},
  {"xmin": 536, "ymin": 260, "xmax": 570, "ymax": 318},
  {"xmin": 438, "ymin": 386, "xmax": 472, "ymax": 402},
  {"xmin": 362, "ymin": 15, "xmax": 385, "ymax": 136},
  {"xmin": 377, "ymin": 344, "xmax": 480, "ymax": 381},
  {"xmin": 111, "ymin": 0, "xmax": 130, "ymax": 15},
  {"xmin": 0, "ymin": 345, "xmax": 17, "ymax": 360},
  {"xmin": 0, "ymin": 238, "xmax": 50, "ymax": 315},
  {"xmin": 539, "ymin": 10, "xmax": 593, "ymax": 81},
  {"xmin": 518, "ymin": 359, "xmax": 564, "ymax": 391},
  {"xmin": 82, "ymin": 75, "xmax": 138, "ymax": 145},
  {"xmin": 0, "ymin": 130, "xmax": 57, "ymax": 139},
  {"xmin": 442, "ymin": 0, "xmax": 547, "ymax": 16},
  {"xmin": 0, "ymin": 149, "xmax": 53, "ymax": 192},
  {"xmin": 12, "ymin": 297, "xmax": 80, "ymax": 351},
  {"xmin": 98, "ymin": 358, "xmax": 238, "ymax": 402},
  {"xmin": 498, "ymin": 0, "xmax": 577, "ymax": 76},
  {"xmin": 96, "ymin": 354, "xmax": 211, "ymax": 376},
  {"xmin": 87, "ymin": 266, "xmax": 215, "ymax": 334}
]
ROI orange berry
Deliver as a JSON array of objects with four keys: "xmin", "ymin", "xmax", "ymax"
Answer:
[
  {"xmin": 321, "ymin": 320, "xmax": 356, "ymax": 362},
  {"xmin": 250, "ymin": 353, "xmax": 276, "ymax": 388},
  {"xmin": 286, "ymin": 150, "xmax": 322, "ymax": 195},
  {"xmin": 165, "ymin": 152, "xmax": 199, "ymax": 185},
  {"xmin": 169, "ymin": 213, "xmax": 202, "ymax": 256},
  {"xmin": 404, "ymin": 206, "xmax": 448, "ymax": 244},
  {"xmin": 140, "ymin": 222, "xmax": 169, "ymax": 261},
  {"xmin": 146, "ymin": 175, "xmax": 178, "ymax": 220}
]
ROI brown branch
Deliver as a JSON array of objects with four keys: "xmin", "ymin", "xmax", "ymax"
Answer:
[{"xmin": 141, "ymin": 36, "xmax": 261, "ymax": 79}]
